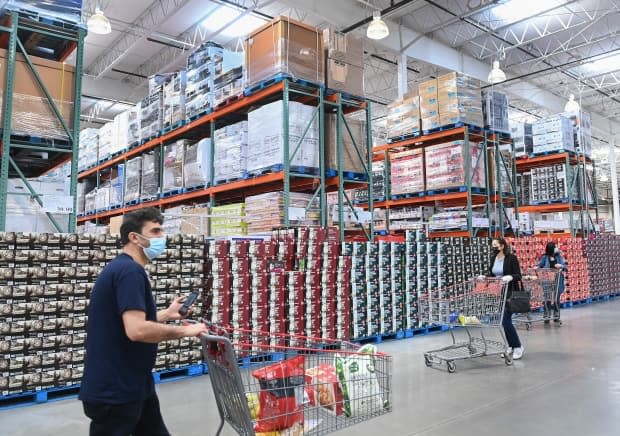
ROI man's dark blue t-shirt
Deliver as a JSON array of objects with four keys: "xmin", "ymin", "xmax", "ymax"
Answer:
[{"xmin": 79, "ymin": 253, "xmax": 158, "ymax": 404}]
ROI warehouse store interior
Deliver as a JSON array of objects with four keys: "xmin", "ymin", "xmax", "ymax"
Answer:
[{"xmin": 1, "ymin": 0, "xmax": 620, "ymax": 435}]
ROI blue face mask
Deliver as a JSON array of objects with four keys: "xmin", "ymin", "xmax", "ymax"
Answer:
[{"xmin": 136, "ymin": 234, "xmax": 167, "ymax": 260}]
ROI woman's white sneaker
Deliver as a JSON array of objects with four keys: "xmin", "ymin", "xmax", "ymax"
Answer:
[{"xmin": 513, "ymin": 347, "xmax": 524, "ymax": 360}]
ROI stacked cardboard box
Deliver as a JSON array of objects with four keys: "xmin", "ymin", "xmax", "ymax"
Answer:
[
  {"xmin": 354, "ymin": 161, "xmax": 385, "ymax": 203},
  {"xmin": 162, "ymin": 71, "xmax": 187, "ymax": 128},
  {"xmin": 139, "ymin": 91, "xmax": 163, "ymax": 140},
  {"xmin": 390, "ymin": 149, "xmax": 425, "ymax": 196},
  {"xmin": 389, "ymin": 206, "xmax": 433, "ymax": 231},
  {"xmin": 140, "ymin": 149, "xmax": 161, "ymax": 201},
  {"xmin": 245, "ymin": 16, "xmax": 324, "ymax": 87},
  {"xmin": 213, "ymin": 121, "xmax": 248, "ymax": 182},
  {"xmin": 115, "ymin": 105, "xmax": 141, "ymax": 150},
  {"xmin": 511, "ymin": 122, "xmax": 533, "ymax": 157},
  {"xmin": 429, "ymin": 211, "xmax": 489, "ymax": 231},
  {"xmin": 183, "ymin": 138, "xmax": 212, "ymax": 189},
  {"xmin": 482, "ymin": 90, "xmax": 509, "ymax": 134},
  {"xmin": 245, "ymin": 192, "xmax": 320, "ymax": 234},
  {"xmin": 97, "ymin": 121, "xmax": 116, "ymax": 162},
  {"xmin": 213, "ymin": 50, "xmax": 244, "ymax": 107},
  {"xmin": 109, "ymin": 164, "xmax": 125, "ymax": 208},
  {"xmin": 162, "ymin": 140, "xmax": 191, "ymax": 193},
  {"xmin": 78, "ymin": 129, "xmax": 99, "ymax": 171},
  {"xmin": 185, "ymin": 42, "xmax": 222, "ymax": 119},
  {"xmin": 211, "ymin": 203, "xmax": 247, "ymax": 236},
  {"xmin": 247, "ymin": 101, "xmax": 319, "ymax": 174},
  {"xmin": 487, "ymin": 148, "xmax": 514, "ymax": 195},
  {"xmin": 532, "ymin": 114, "xmax": 574, "ymax": 154},
  {"xmin": 425, "ymin": 140, "xmax": 486, "ymax": 191},
  {"xmin": 147, "ymin": 235, "xmax": 205, "ymax": 371},
  {"xmin": 419, "ymin": 79, "xmax": 439, "ymax": 132},
  {"xmin": 323, "ymin": 28, "xmax": 364, "ymax": 97},
  {"xmin": 529, "ymin": 164, "xmax": 577, "ymax": 203},
  {"xmin": 325, "ymin": 114, "xmax": 367, "ymax": 174},
  {"xmin": 437, "ymin": 72, "xmax": 483, "ymax": 128},
  {"xmin": 124, "ymin": 157, "xmax": 142, "ymax": 204},
  {"xmin": 387, "ymin": 93, "xmax": 421, "ymax": 139}
]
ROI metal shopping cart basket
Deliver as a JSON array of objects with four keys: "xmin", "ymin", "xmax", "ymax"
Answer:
[
  {"xmin": 423, "ymin": 277, "xmax": 513, "ymax": 373},
  {"xmin": 514, "ymin": 268, "xmax": 562, "ymax": 329},
  {"xmin": 200, "ymin": 324, "xmax": 392, "ymax": 435}
]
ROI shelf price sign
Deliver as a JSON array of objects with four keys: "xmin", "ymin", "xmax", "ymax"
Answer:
[{"xmin": 42, "ymin": 195, "xmax": 74, "ymax": 214}]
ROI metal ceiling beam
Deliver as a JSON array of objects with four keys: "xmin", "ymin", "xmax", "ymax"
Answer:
[{"xmin": 85, "ymin": 0, "xmax": 191, "ymax": 78}]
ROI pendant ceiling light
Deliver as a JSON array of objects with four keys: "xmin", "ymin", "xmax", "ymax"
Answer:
[
  {"xmin": 487, "ymin": 60, "xmax": 506, "ymax": 84},
  {"xmin": 564, "ymin": 94, "xmax": 580, "ymax": 113},
  {"xmin": 367, "ymin": 11, "xmax": 389, "ymax": 40},
  {"xmin": 88, "ymin": 8, "xmax": 111, "ymax": 35}
]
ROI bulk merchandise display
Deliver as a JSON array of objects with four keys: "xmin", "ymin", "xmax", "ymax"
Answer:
[
  {"xmin": 532, "ymin": 114, "xmax": 575, "ymax": 155},
  {"xmin": 390, "ymin": 149, "xmax": 424, "ymax": 196},
  {"xmin": 584, "ymin": 234, "xmax": 620, "ymax": 298},
  {"xmin": 140, "ymin": 149, "xmax": 161, "ymax": 201},
  {"xmin": 245, "ymin": 192, "xmax": 320, "ymax": 234},
  {"xmin": 114, "ymin": 106, "xmax": 141, "ymax": 150},
  {"xmin": 354, "ymin": 161, "xmax": 386, "ymax": 203},
  {"xmin": 511, "ymin": 122, "xmax": 534, "ymax": 157},
  {"xmin": 210, "ymin": 203, "xmax": 247, "ymax": 237},
  {"xmin": 388, "ymin": 207, "xmax": 433, "ymax": 231},
  {"xmin": 437, "ymin": 72, "xmax": 483, "ymax": 129},
  {"xmin": 386, "ymin": 93, "xmax": 421, "ymax": 139},
  {"xmin": 529, "ymin": 165, "xmax": 577, "ymax": 204},
  {"xmin": 213, "ymin": 121, "xmax": 248, "ymax": 183},
  {"xmin": 419, "ymin": 79, "xmax": 440, "ymax": 132},
  {"xmin": 185, "ymin": 42, "xmax": 222, "ymax": 119},
  {"xmin": 424, "ymin": 140, "xmax": 486, "ymax": 191},
  {"xmin": 183, "ymin": 138, "xmax": 212, "ymax": 189},
  {"xmin": 481, "ymin": 91, "xmax": 510, "ymax": 134},
  {"xmin": 139, "ymin": 91, "xmax": 163, "ymax": 141},
  {"xmin": 162, "ymin": 140, "xmax": 191, "ymax": 193},
  {"xmin": 78, "ymin": 129, "xmax": 99, "ymax": 171},
  {"xmin": 124, "ymin": 157, "xmax": 143, "ymax": 204},
  {"xmin": 162, "ymin": 71, "xmax": 187, "ymax": 128},
  {"xmin": 325, "ymin": 114, "xmax": 367, "ymax": 174},
  {"xmin": 246, "ymin": 101, "xmax": 319, "ymax": 175},
  {"xmin": 487, "ymin": 148, "xmax": 515, "ymax": 195},
  {"xmin": 323, "ymin": 28, "xmax": 364, "ymax": 97}
]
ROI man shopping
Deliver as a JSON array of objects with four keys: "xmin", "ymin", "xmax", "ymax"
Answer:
[{"xmin": 79, "ymin": 208, "xmax": 208, "ymax": 436}]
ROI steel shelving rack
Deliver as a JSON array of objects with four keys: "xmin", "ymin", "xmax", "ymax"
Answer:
[
  {"xmin": 0, "ymin": 8, "xmax": 85, "ymax": 232},
  {"xmin": 78, "ymin": 79, "xmax": 373, "ymax": 240}
]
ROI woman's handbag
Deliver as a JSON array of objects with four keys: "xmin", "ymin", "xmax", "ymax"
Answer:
[{"xmin": 507, "ymin": 281, "xmax": 531, "ymax": 313}]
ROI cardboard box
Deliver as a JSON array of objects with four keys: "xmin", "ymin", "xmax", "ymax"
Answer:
[
  {"xmin": 245, "ymin": 16, "xmax": 324, "ymax": 86},
  {"xmin": 326, "ymin": 58, "xmax": 364, "ymax": 96},
  {"xmin": 109, "ymin": 216, "xmax": 123, "ymax": 236},
  {"xmin": 0, "ymin": 48, "xmax": 75, "ymax": 140},
  {"xmin": 325, "ymin": 114, "xmax": 367, "ymax": 173}
]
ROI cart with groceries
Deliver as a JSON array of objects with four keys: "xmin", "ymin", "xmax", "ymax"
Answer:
[
  {"xmin": 423, "ymin": 277, "xmax": 513, "ymax": 373},
  {"xmin": 514, "ymin": 268, "xmax": 562, "ymax": 329},
  {"xmin": 200, "ymin": 323, "xmax": 392, "ymax": 435}
]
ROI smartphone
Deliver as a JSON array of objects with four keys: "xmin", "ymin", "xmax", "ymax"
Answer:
[{"xmin": 178, "ymin": 290, "xmax": 199, "ymax": 317}]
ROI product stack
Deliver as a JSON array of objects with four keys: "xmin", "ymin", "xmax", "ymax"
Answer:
[
  {"xmin": 115, "ymin": 106, "xmax": 141, "ymax": 150},
  {"xmin": 185, "ymin": 42, "xmax": 222, "ymax": 119},
  {"xmin": 390, "ymin": 149, "xmax": 425, "ymax": 196},
  {"xmin": 96, "ymin": 121, "xmax": 116, "ymax": 163},
  {"xmin": 354, "ymin": 161, "xmax": 386, "ymax": 203},
  {"xmin": 78, "ymin": 129, "xmax": 98, "ymax": 171},
  {"xmin": 348, "ymin": 242, "xmax": 368, "ymax": 339},
  {"xmin": 437, "ymin": 72, "xmax": 483, "ymax": 129},
  {"xmin": 487, "ymin": 147, "xmax": 515, "ymax": 195},
  {"xmin": 388, "ymin": 207, "xmax": 433, "ymax": 231},
  {"xmin": 529, "ymin": 164, "xmax": 577, "ymax": 204},
  {"xmin": 162, "ymin": 71, "xmax": 187, "ymax": 129},
  {"xmin": 147, "ymin": 235, "xmax": 205, "ymax": 371},
  {"xmin": 323, "ymin": 28, "xmax": 364, "ymax": 97},
  {"xmin": 429, "ymin": 211, "xmax": 489, "ymax": 231},
  {"xmin": 140, "ymin": 149, "xmax": 161, "ymax": 201},
  {"xmin": 124, "ymin": 157, "xmax": 143, "ymax": 204},
  {"xmin": 245, "ymin": 16, "xmax": 324, "ymax": 87},
  {"xmin": 481, "ymin": 90, "xmax": 510, "ymax": 134},
  {"xmin": 213, "ymin": 50, "xmax": 244, "ymax": 107},
  {"xmin": 532, "ymin": 115, "xmax": 575, "ymax": 154},
  {"xmin": 570, "ymin": 111, "xmax": 592, "ymax": 158},
  {"xmin": 214, "ymin": 121, "xmax": 248, "ymax": 183},
  {"xmin": 109, "ymin": 165, "xmax": 125, "ymax": 208},
  {"xmin": 511, "ymin": 122, "xmax": 534, "ymax": 157},
  {"xmin": 183, "ymin": 138, "xmax": 212, "ymax": 189},
  {"xmin": 0, "ymin": 232, "xmax": 116, "ymax": 397},
  {"xmin": 139, "ymin": 91, "xmax": 163, "ymax": 141},
  {"xmin": 419, "ymin": 79, "xmax": 439, "ymax": 132},
  {"xmin": 325, "ymin": 114, "xmax": 367, "ymax": 174},
  {"xmin": 584, "ymin": 234, "xmax": 620, "ymax": 297},
  {"xmin": 210, "ymin": 203, "xmax": 247, "ymax": 237},
  {"xmin": 245, "ymin": 192, "xmax": 320, "ymax": 234},
  {"xmin": 425, "ymin": 140, "xmax": 486, "ymax": 191},
  {"xmin": 386, "ymin": 93, "xmax": 421, "ymax": 139},
  {"xmin": 162, "ymin": 140, "xmax": 191, "ymax": 194},
  {"xmin": 247, "ymin": 101, "xmax": 319, "ymax": 175}
]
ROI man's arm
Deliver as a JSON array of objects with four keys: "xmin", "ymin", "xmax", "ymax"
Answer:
[
  {"xmin": 123, "ymin": 310, "xmax": 206, "ymax": 343},
  {"xmin": 156, "ymin": 296, "xmax": 193, "ymax": 322}
]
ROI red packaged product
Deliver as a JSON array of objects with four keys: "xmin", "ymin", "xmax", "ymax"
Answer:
[{"xmin": 305, "ymin": 364, "xmax": 345, "ymax": 415}]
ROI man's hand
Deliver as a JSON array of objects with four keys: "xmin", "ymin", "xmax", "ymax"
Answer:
[
  {"xmin": 182, "ymin": 321, "xmax": 208, "ymax": 338},
  {"xmin": 158, "ymin": 296, "xmax": 191, "ymax": 322}
]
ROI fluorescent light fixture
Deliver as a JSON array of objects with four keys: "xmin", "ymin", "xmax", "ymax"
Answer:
[
  {"xmin": 581, "ymin": 53, "xmax": 620, "ymax": 76},
  {"xmin": 564, "ymin": 94, "xmax": 580, "ymax": 113},
  {"xmin": 488, "ymin": 60, "xmax": 506, "ymax": 84},
  {"xmin": 493, "ymin": 0, "xmax": 559, "ymax": 23},
  {"xmin": 202, "ymin": 5, "xmax": 265, "ymax": 39},
  {"xmin": 87, "ymin": 8, "xmax": 111, "ymax": 35},
  {"xmin": 367, "ymin": 11, "xmax": 389, "ymax": 40}
]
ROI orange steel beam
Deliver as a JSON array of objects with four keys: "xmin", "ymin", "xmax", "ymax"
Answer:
[
  {"xmin": 373, "ymin": 126, "xmax": 486, "ymax": 154},
  {"xmin": 518, "ymin": 203, "xmax": 582, "ymax": 213}
]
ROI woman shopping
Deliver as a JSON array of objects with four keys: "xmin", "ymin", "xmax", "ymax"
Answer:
[
  {"xmin": 486, "ymin": 238, "xmax": 525, "ymax": 360},
  {"xmin": 538, "ymin": 242, "xmax": 567, "ymax": 323}
]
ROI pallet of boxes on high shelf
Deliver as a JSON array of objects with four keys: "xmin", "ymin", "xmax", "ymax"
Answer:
[
  {"xmin": 214, "ymin": 121, "xmax": 248, "ymax": 184},
  {"xmin": 323, "ymin": 28, "xmax": 364, "ymax": 97}
]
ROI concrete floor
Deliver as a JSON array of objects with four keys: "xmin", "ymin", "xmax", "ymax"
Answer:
[{"xmin": 3, "ymin": 300, "xmax": 620, "ymax": 436}]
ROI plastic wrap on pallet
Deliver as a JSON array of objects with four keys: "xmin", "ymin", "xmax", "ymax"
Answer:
[
  {"xmin": 247, "ymin": 100, "xmax": 319, "ymax": 173},
  {"xmin": 115, "ymin": 105, "xmax": 140, "ymax": 150},
  {"xmin": 84, "ymin": 187, "xmax": 97, "ymax": 212},
  {"xmin": 429, "ymin": 210, "xmax": 489, "ymax": 230},
  {"xmin": 355, "ymin": 161, "xmax": 385, "ymax": 203},
  {"xmin": 569, "ymin": 111, "xmax": 592, "ymax": 158},
  {"xmin": 214, "ymin": 66, "xmax": 244, "ymax": 107},
  {"xmin": 0, "ymin": 93, "xmax": 74, "ymax": 140},
  {"xmin": 386, "ymin": 93, "xmax": 420, "ymax": 139},
  {"xmin": 418, "ymin": 79, "xmax": 438, "ymax": 131},
  {"xmin": 95, "ymin": 184, "xmax": 110, "ymax": 211},
  {"xmin": 110, "ymin": 178, "xmax": 124, "ymax": 207},
  {"xmin": 163, "ymin": 70, "xmax": 187, "ymax": 128},
  {"xmin": 78, "ymin": 128, "xmax": 98, "ymax": 171},
  {"xmin": 124, "ymin": 156, "xmax": 142, "ymax": 203},
  {"xmin": 211, "ymin": 203, "xmax": 247, "ymax": 236},
  {"xmin": 214, "ymin": 121, "xmax": 248, "ymax": 181},
  {"xmin": 487, "ymin": 147, "xmax": 514, "ymax": 195},
  {"xmin": 532, "ymin": 114, "xmax": 575, "ymax": 154},
  {"xmin": 185, "ymin": 42, "xmax": 223, "ymax": 118},
  {"xmin": 97, "ymin": 121, "xmax": 116, "ymax": 162},
  {"xmin": 163, "ymin": 139, "xmax": 190, "ymax": 193},
  {"xmin": 325, "ymin": 114, "xmax": 367, "ymax": 173},
  {"xmin": 244, "ymin": 16, "xmax": 324, "ymax": 87},
  {"xmin": 141, "ymin": 149, "xmax": 160, "ymax": 199},
  {"xmin": 4, "ymin": 1, "xmax": 83, "ymax": 25},
  {"xmin": 183, "ymin": 138, "xmax": 212, "ymax": 188},
  {"xmin": 424, "ymin": 140, "xmax": 486, "ymax": 190},
  {"xmin": 323, "ymin": 28, "xmax": 364, "ymax": 96},
  {"xmin": 511, "ymin": 122, "xmax": 533, "ymax": 157},
  {"xmin": 482, "ymin": 90, "xmax": 509, "ymax": 134},
  {"xmin": 437, "ymin": 72, "xmax": 482, "ymax": 128},
  {"xmin": 529, "ymin": 164, "xmax": 578, "ymax": 203},
  {"xmin": 390, "ymin": 149, "xmax": 425, "ymax": 195},
  {"xmin": 245, "ymin": 192, "xmax": 319, "ymax": 233},
  {"xmin": 140, "ymin": 91, "xmax": 163, "ymax": 140}
]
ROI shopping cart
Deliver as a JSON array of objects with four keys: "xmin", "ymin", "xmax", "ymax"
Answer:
[
  {"xmin": 200, "ymin": 324, "xmax": 392, "ymax": 435},
  {"xmin": 514, "ymin": 268, "xmax": 562, "ymax": 329},
  {"xmin": 423, "ymin": 277, "xmax": 513, "ymax": 373}
]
